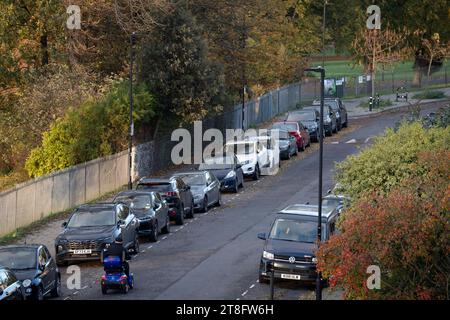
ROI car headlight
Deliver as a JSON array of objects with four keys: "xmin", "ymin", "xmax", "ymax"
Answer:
[
  {"xmin": 312, "ymin": 257, "xmax": 318, "ymax": 264},
  {"xmin": 263, "ymin": 251, "xmax": 274, "ymax": 260},
  {"xmin": 57, "ymin": 245, "xmax": 64, "ymax": 252},
  {"xmin": 224, "ymin": 171, "xmax": 236, "ymax": 179},
  {"xmin": 22, "ymin": 279, "xmax": 32, "ymax": 288}
]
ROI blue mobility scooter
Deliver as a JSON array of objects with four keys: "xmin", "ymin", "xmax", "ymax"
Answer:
[{"xmin": 101, "ymin": 255, "xmax": 134, "ymax": 294}]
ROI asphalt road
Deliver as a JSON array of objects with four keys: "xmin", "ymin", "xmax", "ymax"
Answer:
[{"xmin": 42, "ymin": 103, "xmax": 443, "ymax": 300}]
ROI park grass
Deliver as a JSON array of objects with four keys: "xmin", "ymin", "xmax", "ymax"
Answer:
[{"xmin": 412, "ymin": 90, "xmax": 447, "ymax": 99}]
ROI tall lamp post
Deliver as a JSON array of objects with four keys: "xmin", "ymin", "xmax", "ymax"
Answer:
[
  {"xmin": 128, "ymin": 32, "xmax": 137, "ymax": 190},
  {"xmin": 304, "ymin": 67, "xmax": 325, "ymax": 301},
  {"xmin": 322, "ymin": 0, "xmax": 328, "ymax": 68}
]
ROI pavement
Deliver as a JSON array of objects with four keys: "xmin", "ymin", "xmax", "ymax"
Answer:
[
  {"xmin": 9, "ymin": 100, "xmax": 447, "ymax": 301},
  {"xmin": 343, "ymin": 86, "xmax": 450, "ymax": 119}
]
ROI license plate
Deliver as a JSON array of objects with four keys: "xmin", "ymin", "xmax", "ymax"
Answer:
[
  {"xmin": 281, "ymin": 274, "xmax": 301, "ymax": 280},
  {"xmin": 73, "ymin": 249, "xmax": 92, "ymax": 255}
]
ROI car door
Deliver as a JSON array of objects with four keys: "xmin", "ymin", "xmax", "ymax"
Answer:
[
  {"xmin": 234, "ymin": 155, "xmax": 243, "ymax": 185},
  {"xmin": 151, "ymin": 193, "xmax": 164, "ymax": 230},
  {"xmin": 37, "ymin": 247, "xmax": 53, "ymax": 294},
  {"xmin": 117, "ymin": 205, "xmax": 131, "ymax": 248},
  {"xmin": 256, "ymin": 141, "xmax": 269, "ymax": 168},
  {"xmin": 205, "ymin": 172, "xmax": 216, "ymax": 205},
  {"xmin": 155, "ymin": 192, "xmax": 169, "ymax": 223}
]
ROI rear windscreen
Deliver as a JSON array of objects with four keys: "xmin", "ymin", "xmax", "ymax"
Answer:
[{"xmin": 136, "ymin": 183, "xmax": 172, "ymax": 192}]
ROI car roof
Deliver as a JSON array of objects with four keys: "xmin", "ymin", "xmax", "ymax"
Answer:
[
  {"xmin": 225, "ymin": 140, "xmax": 257, "ymax": 145},
  {"xmin": 115, "ymin": 190, "xmax": 155, "ymax": 197},
  {"xmin": 0, "ymin": 244, "xmax": 41, "ymax": 250},
  {"xmin": 76, "ymin": 203, "xmax": 117, "ymax": 211},
  {"xmin": 138, "ymin": 178, "xmax": 172, "ymax": 184},
  {"xmin": 173, "ymin": 171, "xmax": 207, "ymax": 176},
  {"xmin": 278, "ymin": 204, "xmax": 336, "ymax": 219}
]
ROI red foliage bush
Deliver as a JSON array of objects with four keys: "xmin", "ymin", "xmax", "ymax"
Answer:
[{"xmin": 317, "ymin": 149, "xmax": 450, "ymax": 299}]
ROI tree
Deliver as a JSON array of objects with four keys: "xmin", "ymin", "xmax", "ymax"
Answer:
[
  {"xmin": 139, "ymin": 5, "xmax": 225, "ymax": 131},
  {"xmin": 421, "ymin": 33, "xmax": 450, "ymax": 78},
  {"xmin": 352, "ymin": 26, "xmax": 412, "ymax": 104}
]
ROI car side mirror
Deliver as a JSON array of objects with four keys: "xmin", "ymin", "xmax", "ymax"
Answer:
[
  {"xmin": 327, "ymin": 189, "xmax": 332, "ymax": 194},
  {"xmin": 257, "ymin": 233, "xmax": 266, "ymax": 240},
  {"xmin": 117, "ymin": 220, "xmax": 125, "ymax": 228},
  {"xmin": 62, "ymin": 222, "xmax": 67, "ymax": 228},
  {"xmin": 236, "ymin": 164, "xmax": 242, "ymax": 169}
]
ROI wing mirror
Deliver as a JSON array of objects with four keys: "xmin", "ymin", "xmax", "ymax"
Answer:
[
  {"xmin": 327, "ymin": 189, "xmax": 332, "ymax": 194},
  {"xmin": 61, "ymin": 221, "xmax": 67, "ymax": 228},
  {"xmin": 257, "ymin": 233, "xmax": 267, "ymax": 240},
  {"xmin": 117, "ymin": 220, "xmax": 126, "ymax": 228}
]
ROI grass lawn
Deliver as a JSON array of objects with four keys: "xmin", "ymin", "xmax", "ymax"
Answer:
[{"xmin": 310, "ymin": 59, "xmax": 448, "ymax": 81}]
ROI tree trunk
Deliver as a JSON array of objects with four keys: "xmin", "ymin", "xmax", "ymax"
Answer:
[{"xmin": 40, "ymin": 33, "xmax": 49, "ymax": 66}]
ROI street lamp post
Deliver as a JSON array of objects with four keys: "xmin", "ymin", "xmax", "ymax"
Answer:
[
  {"xmin": 128, "ymin": 32, "xmax": 136, "ymax": 190},
  {"xmin": 304, "ymin": 67, "xmax": 325, "ymax": 301},
  {"xmin": 322, "ymin": 0, "xmax": 328, "ymax": 68}
]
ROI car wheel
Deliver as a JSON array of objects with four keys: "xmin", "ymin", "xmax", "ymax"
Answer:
[
  {"xmin": 233, "ymin": 180, "xmax": 239, "ymax": 193},
  {"xmin": 258, "ymin": 274, "xmax": 269, "ymax": 284},
  {"xmin": 35, "ymin": 286, "xmax": 44, "ymax": 301},
  {"xmin": 122, "ymin": 284, "xmax": 129, "ymax": 294},
  {"xmin": 286, "ymin": 151, "xmax": 291, "ymax": 160},
  {"xmin": 175, "ymin": 204, "xmax": 184, "ymax": 225},
  {"xmin": 161, "ymin": 216, "xmax": 170, "ymax": 234},
  {"xmin": 50, "ymin": 274, "xmax": 61, "ymax": 298},
  {"xmin": 201, "ymin": 196, "xmax": 208, "ymax": 213},
  {"xmin": 253, "ymin": 165, "xmax": 260, "ymax": 180},
  {"xmin": 149, "ymin": 222, "xmax": 158, "ymax": 242},
  {"xmin": 131, "ymin": 235, "xmax": 139, "ymax": 254},
  {"xmin": 301, "ymin": 142, "xmax": 306, "ymax": 151}
]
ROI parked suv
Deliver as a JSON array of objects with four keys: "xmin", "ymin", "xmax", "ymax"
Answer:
[
  {"xmin": 225, "ymin": 140, "xmax": 270, "ymax": 180},
  {"xmin": 287, "ymin": 109, "xmax": 321, "ymax": 142},
  {"xmin": 114, "ymin": 190, "xmax": 170, "ymax": 242},
  {"xmin": 0, "ymin": 245, "xmax": 61, "ymax": 300},
  {"xmin": 257, "ymin": 204, "xmax": 339, "ymax": 284},
  {"xmin": 55, "ymin": 203, "xmax": 139, "ymax": 266},
  {"xmin": 136, "ymin": 177, "xmax": 194, "ymax": 225},
  {"xmin": 303, "ymin": 105, "xmax": 337, "ymax": 136}
]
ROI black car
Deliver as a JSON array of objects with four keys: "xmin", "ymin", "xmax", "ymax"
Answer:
[
  {"xmin": 172, "ymin": 171, "xmax": 222, "ymax": 213},
  {"xmin": 314, "ymin": 99, "xmax": 342, "ymax": 131},
  {"xmin": 0, "ymin": 267, "xmax": 26, "ymax": 301},
  {"xmin": 333, "ymin": 98, "xmax": 348, "ymax": 128},
  {"xmin": 267, "ymin": 129, "xmax": 297, "ymax": 160},
  {"xmin": 0, "ymin": 245, "xmax": 60, "ymax": 300},
  {"xmin": 136, "ymin": 177, "xmax": 194, "ymax": 225},
  {"xmin": 198, "ymin": 155, "xmax": 244, "ymax": 193},
  {"xmin": 257, "ymin": 204, "xmax": 339, "ymax": 283},
  {"xmin": 287, "ymin": 110, "xmax": 321, "ymax": 142},
  {"xmin": 114, "ymin": 190, "xmax": 170, "ymax": 242},
  {"xmin": 55, "ymin": 203, "xmax": 140, "ymax": 266},
  {"xmin": 303, "ymin": 105, "xmax": 337, "ymax": 136}
]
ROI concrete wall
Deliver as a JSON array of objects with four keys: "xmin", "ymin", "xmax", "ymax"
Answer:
[{"xmin": 0, "ymin": 143, "xmax": 153, "ymax": 237}]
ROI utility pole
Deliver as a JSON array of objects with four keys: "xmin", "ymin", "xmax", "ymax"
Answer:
[
  {"xmin": 305, "ymin": 67, "xmax": 325, "ymax": 301},
  {"xmin": 241, "ymin": 15, "xmax": 247, "ymax": 131},
  {"xmin": 128, "ymin": 32, "xmax": 136, "ymax": 190},
  {"xmin": 322, "ymin": 0, "xmax": 328, "ymax": 68}
]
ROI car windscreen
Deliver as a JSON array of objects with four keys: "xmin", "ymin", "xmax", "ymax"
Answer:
[
  {"xmin": 288, "ymin": 112, "xmax": 315, "ymax": 122},
  {"xmin": 0, "ymin": 248, "xmax": 36, "ymax": 270},
  {"xmin": 114, "ymin": 194, "xmax": 151, "ymax": 210},
  {"xmin": 67, "ymin": 209, "xmax": 115, "ymax": 227},
  {"xmin": 322, "ymin": 198, "xmax": 341, "ymax": 208},
  {"xmin": 136, "ymin": 183, "xmax": 172, "ymax": 192},
  {"xmin": 225, "ymin": 143, "xmax": 255, "ymax": 155},
  {"xmin": 269, "ymin": 218, "xmax": 326, "ymax": 243},
  {"xmin": 179, "ymin": 174, "xmax": 206, "ymax": 186},
  {"xmin": 271, "ymin": 123, "xmax": 297, "ymax": 131}
]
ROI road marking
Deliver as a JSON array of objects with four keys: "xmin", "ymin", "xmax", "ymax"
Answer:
[
  {"xmin": 236, "ymin": 298, "xmax": 240, "ymax": 300},
  {"xmin": 156, "ymin": 241, "xmax": 161, "ymax": 244},
  {"xmin": 147, "ymin": 245, "xmax": 153, "ymax": 249},
  {"xmin": 364, "ymin": 136, "xmax": 373, "ymax": 143},
  {"xmin": 73, "ymin": 291, "xmax": 78, "ymax": 295},
  {"xmin": 249, "ymin": 284, "xmax": 255, "ymax": 289},
  {"xmin": 241, "ymin": 290, "xmax": 248, "ymax": 296},
  {"xmin": 345, "ymin": 139, "xmax": 357, "ymax": 144},
  {"xmin": 330, "ymin": 141, "xmax": 339, "ymax": 144},
  {"xmin": 162, "ymin": 236, "xmax": 167, "ymax": 240},
  {"xmin": 141, "ymin": 249, "xmax": 146, "ymax": 253},
  {"xmin": 81, "ymin": 285, "xmax": 88, "ymax": 290},
  {"xmin": 64, "ymin": 297, "xmax": 71, "ymax": 300}
]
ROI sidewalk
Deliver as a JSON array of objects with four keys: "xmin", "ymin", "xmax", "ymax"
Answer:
[{"xmin": 343, "ymin": 87, "xmax": 450, "ymax": 119}]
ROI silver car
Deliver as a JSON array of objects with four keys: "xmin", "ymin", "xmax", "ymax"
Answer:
[{"xmin": 172, "ymin": 171, "xmax": 222, "ymax": 213}]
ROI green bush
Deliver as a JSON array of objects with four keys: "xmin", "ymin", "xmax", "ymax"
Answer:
[
  {"xmin": 25, "ymin": 81, "xmax": 155, "ymax": 177},
  {"xmin": 335, "ymin": 122, "xmax": 450, "ymax": 200},
  {"xmin": 412, "ymin": 90, "xmax": 446, "ymax": 99}
]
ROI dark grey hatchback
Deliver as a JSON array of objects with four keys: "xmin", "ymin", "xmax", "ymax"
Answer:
[{"xmin": 257, "ymin": 204, "xmax": 339, "ymax": 284}]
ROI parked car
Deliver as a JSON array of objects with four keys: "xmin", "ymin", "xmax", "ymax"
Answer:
[
  {"xmin": 333, "ymin": 98, "xmax": 348, "ymax": 128},
  {"xmin": 314, "ymin": 99, "xmax": 342, "ymax": 131},
  {"xmin": 173, "ymin": 171, "xmax": 222, "ymax": 212},
  {"xmin": 136, "ymin": 177, "xmax": 194, "ymax": 225},
  {"xmin": 257, "ymin": 204, "xmax": 339, "ymax": 284},
  {"xmin": 0, "ymin": 245, "xmax": 60, "ymax": 300},
  {"xmin": 270, "ymin": 121, "xmax": 310, "ymax": 151},
  {"xmin": 0, "ymin": 267, "xmax": 26, "ymax": 301},
  {"xmin": 114, "ymin": 190, "xmax": 170, "ymax": 242},
  {"xmin": 247, "ymin": 135, "xmax": 279, "ymax": 173},
  {"xmin": 286, "ymin": 109, "xmax": 321, "ymax": 142},
  {"xmin": 198, "ymin": 155, "xmax": 244, "ymax": 193},
  {"xmin": 224, "ymin": 139, "xmax": 270, "ymax": 180},
  {"xmin": 267, "ymin": 129, "xmax": 297, "ymax": 160},
  {"xmin": 303, "ymin": 105, "xmax": 336, "ymax": 136},
  {"xmin": 55, "ymin": 203, "xmax": 140, "ymax": 266}
]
